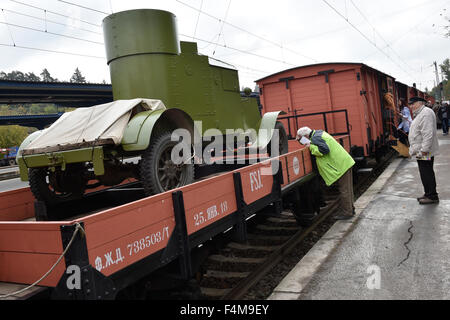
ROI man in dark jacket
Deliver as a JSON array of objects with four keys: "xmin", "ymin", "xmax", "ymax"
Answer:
[{"xmin": 437, "ymin": 102, "xmax": 450, "ymax": 136}]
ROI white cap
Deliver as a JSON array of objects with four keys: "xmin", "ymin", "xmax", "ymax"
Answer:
[{"xmin": 297, "ymin": 127, "xmax": 312, "ymax": 140}]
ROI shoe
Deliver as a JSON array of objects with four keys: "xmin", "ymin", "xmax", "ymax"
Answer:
[
  {"xmin": 419, "ymin": 197, "xmax": 439, "ymax": 205},
  {"xmin": 417, "ymin": 195, "xmax": 427, "ymax": 202}
]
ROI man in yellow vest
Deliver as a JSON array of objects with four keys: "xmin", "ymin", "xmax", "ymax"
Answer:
[{"xmin": 297, "ymin": 127, "xmax": 356, "ymax": 220}]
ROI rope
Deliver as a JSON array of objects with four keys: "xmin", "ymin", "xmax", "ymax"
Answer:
[{"xmin": 0, "ymin": 222, "xmax": 85, "ymax": 300}]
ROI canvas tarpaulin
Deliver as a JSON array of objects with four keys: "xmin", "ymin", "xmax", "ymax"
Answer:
[{"xmin": 24, "ymin": 99, "xmax": 166, "ymax": 152}]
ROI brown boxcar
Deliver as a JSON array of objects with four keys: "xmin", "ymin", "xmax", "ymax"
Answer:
[{"xmin": 256, "ymin": 63, "xmax": 399, "ymax": 159}]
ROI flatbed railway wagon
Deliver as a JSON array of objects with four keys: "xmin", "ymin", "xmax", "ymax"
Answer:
[
  {"xmin": 0, "ymin": 134, "xmax": 351, "ymax": 300},
  {"xmin": 256, "ymin": 63, "xmax": 400, "ymax": 161}
]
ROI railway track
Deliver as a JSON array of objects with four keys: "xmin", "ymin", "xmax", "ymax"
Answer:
[
  {"xmin": 199, "ymin": 198, "xmax": 340, "ymax": 300},
  {"xmin": 193, "ymin": 151, "xmax": 396, "ymax": 300}
]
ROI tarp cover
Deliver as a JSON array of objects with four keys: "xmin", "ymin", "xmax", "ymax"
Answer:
[{"xmin": 24, "ymin": 99, "xmax": 166, "ymax": 151}]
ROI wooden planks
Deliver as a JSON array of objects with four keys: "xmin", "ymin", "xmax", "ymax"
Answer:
[{"xmin": 0, "ymin": 188, "xmax": 35, "ymax": 222}]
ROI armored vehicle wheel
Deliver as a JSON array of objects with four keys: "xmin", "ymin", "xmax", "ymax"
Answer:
[
  {"xmin": 29, "ymin": 165, "xmax": 86, "ymax": 206},
  {"xmin": 268, "ymin": 121, "xmax": 289, "ymax": 157},
  {"xmin": 140, "ymin": 131, "xmax": 194, "ymax": 196}
]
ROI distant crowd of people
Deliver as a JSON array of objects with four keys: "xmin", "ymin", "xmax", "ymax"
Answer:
[
  {"xmin": 397, "ymin": 99, "xmax": 450, "ymax": 139},
  {"xmin": 434, "ymin": 101, "xmax": 450, "ymax": 136}
]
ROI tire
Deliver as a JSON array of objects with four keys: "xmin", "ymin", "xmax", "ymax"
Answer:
[
  {"xmin": 268, "ymin": 121, "xmax": 289, "ymax": 157},
  {"xmin": 8, "ymin": 159, "xmax": 16, "ymax": 166},
  {"xmin": 140, "ymin": 131, "xmax": 195, "ymax": 196},
  {"xmin": 29, "ymin": 167, "xmax": 86, "ymax": 206}
]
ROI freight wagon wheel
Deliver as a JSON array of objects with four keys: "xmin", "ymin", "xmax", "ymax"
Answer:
[
  {"xmin": 140, "ymin": 131, "xmax": 194, "ymax": 196},
  {"xmin": 268, "ymin": 121, "xmax": 289, "ymax": 157},
  {"xmin": 29, "ymin": 165, "xmax": 86, "ymax": 206}
]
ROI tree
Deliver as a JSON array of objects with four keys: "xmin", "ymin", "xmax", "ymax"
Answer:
[
  {"xmin": 445, "ymin": 17, "xmax": 449, "ymax": 37},
  {"xmin": 40, "ymin": 68, "xmax": 57, "ymax": 82},
  {"xmin": 30, "ymin": 104, "xmax": 41, "ymax": 114},
  {"xmin": 70, "ymin": 68, "xmax": 86, "ymax": 83},
  {"xmin": 44, "ymin": 105, "xmax": 58, "ymax": 114},
  {"xmin": 0, "ymin": 71, "xmax": 26, "ymax": 81},
  {"xmin": 0, "ymin": 105, "xmax": 12, "ymax": 116},
  {"xmin": 16, "ymin": 106, "xmax": 27, "ymax": 115},
  {"xmin": 440, "ymin": 59, "xmax": 450, "ymax": 81},
  {"xmin": 0, "ymin": 126, "xmax": 29, "ymax": 148},
  {"xmin": 25, "ymin": 72, "xmax": 41, "ymax": 82}
]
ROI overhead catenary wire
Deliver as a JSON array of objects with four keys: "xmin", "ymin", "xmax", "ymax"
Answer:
[
  {"xmin": 349, "ymin": 0, "xmax": 419, "ymax": 74},
  {"xmin": 0, "ymin": 42, "xmax": 105, "ymax": 59},
  {"xmin": 9, "ymin": 0, "xmax": 101, "ymax": 28},
  {"xmin": 0, "ymin": 16, "xmax": 283, "ymax": 67},
  {"xmin": 0, "ymin": 7, "xmax": 103, "ymax": 35},
  {"xmin": 212, "ymin": 0, "xmax": 232, "ymax": 55},
  {"xmin": 5, "ymin": 0, "xmax": 298, "ymax": 73},
  {"xmin": 180, "ymin": 33, "xmax": 296, "ymax": 67},
  {"xmin": 109, "ymin": 0, "xmax": 114, "ymax": 14},
  {"xmin": 1, "ymin": 9, "xmax": 16, "ymax": 46},
  {"xmin": 0, "ymin": 20, "xmax": 104, "ymax": 45},
  {"xmin": 175, "ymin": 0, "xmax": 317, "ymax": 63},
  {"xmin": 208, "ymin": 56, "xmax": 271, "ymax": 75},
  {"xmin": 363, "ymin": 0, "xmax": 450, "ymax": 60},
  {"xmin": 193, "ymin": 0, "xmax": 203, "ymax": 40},
  {"xmin": 57, "ymin": 0, "xmax": 109, "ymax": 15},
  {"xmin": 321, "ymin": 0, "xmax": 415, "ymax": 80}
]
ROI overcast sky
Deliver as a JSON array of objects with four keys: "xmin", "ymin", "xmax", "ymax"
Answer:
[{"xmin": 0, "ymin": 0, "xmax": 449, "ymax": 91}]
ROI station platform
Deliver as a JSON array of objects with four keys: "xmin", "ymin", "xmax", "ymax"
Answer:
[{"xmin": 270, "ymin": 135, "xmax": 450, "ymax": 300}]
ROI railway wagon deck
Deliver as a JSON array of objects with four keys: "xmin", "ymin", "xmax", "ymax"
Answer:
[
  {"xmin": 256, "ymin": 62, "xmax": 399, "ymax": 159},
  {"xmin": 0, "ymin": 137, "xmax": 350, "ymax": 300}
]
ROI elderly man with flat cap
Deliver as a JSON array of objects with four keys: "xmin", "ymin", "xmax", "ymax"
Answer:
[
  {"xmin": 297, "ymin": 127, "xmax": 355, "ymax": 220},
  {"xmin": 408, "ymin": 96, "xmax": 440, "ymax": 205}
]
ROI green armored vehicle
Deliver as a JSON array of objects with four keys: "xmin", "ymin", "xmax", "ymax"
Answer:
[{"xmin": 17, "ymin": 9, "xmax": 288, "ymax": 206}]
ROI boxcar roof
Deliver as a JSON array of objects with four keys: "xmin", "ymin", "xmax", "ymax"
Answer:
[{"xmin": 255, "ymin": 62, "xmax": 395, "ymax": 83}]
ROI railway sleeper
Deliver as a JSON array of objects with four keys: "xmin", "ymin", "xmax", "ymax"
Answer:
[
  {"xmin": 200, "ymin": 271, "xmax": 251, "ymax": 290},
  {"xmin": 266, "ymin": 216, "xmax": 297, "ymax": 224},
  {"xmin": 200, "ymin": 287, "xmax": 231, "ymax": 299},
  {"xmin": 227, "ymin": 242, "xmax": 280, "ymax": 252}
]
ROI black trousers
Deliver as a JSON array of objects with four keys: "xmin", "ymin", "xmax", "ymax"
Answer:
[
  {"xmin": 442, "ymin": 118, "xmax": 449, "ymax": 134},
  {"xmin": 417, "ymin": 158, "xmax": 438, "ymax": 199}
]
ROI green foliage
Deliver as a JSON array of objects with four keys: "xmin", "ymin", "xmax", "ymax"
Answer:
[
  {"xmin": 0, "ymin": 104, "xmax": 65, "ymax": 116},
  {"xmin": 430, "ymin": 58, "xmax": 450, "ymax": 101},
  {"xmin": 243, "ymin": 87, "xmax": 252, "ymax": 96},
  {"xmin": 0, "ymin": 67, "xmax": 90, "ymax": 83},
  {"xmin": 0, "ymin": 70, "xmax": 47, "ymax": 82},
  {"xmin": 0, "ymin": 126, "xmax": 29, "ymax": 148},
  {"xmin": 70, "ymin": 68, "xmax": 86, "ymax": 83},
  {"xmin": 444, "ymin": 81, "xmax": 450, "ymax": 100},
  {"xmin": 40, "ymin": 68, "xmax": 57, "ymax": 82},
  {"xmin": 44, "ymin": 105, "xmax": 57, "ymax": 114},
  {"xmin": 440, "ymin": 59, "xmax": 450, "ymax": 81}
]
